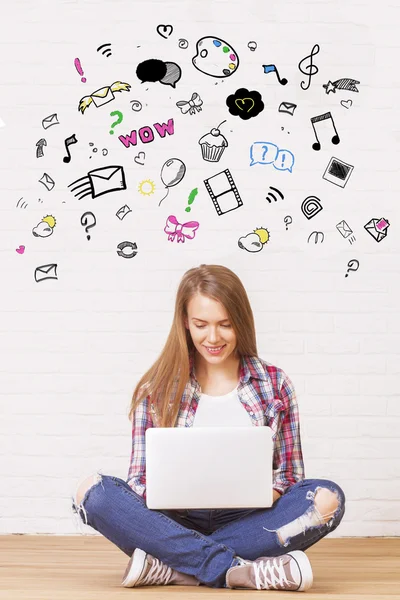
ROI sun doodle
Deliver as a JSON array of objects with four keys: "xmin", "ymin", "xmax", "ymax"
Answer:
[
  {"xmin": 138, "ymin": 179, "xmax": 156, "ymax": 196},
  {"xmin": 253, "ymin": 227, "xmax": 270, "ymax": 244}
]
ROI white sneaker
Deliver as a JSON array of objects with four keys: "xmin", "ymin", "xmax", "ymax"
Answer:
[
  {"xmin": 121, "ymin": 548, "xmax": 199, "ymax": 588},
  {"xmin": 226, "ymin": 550, "xmax": 314, "ymax": 591}
]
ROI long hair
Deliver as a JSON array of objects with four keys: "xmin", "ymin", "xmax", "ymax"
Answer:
[{"xmin": 128, "ymin": 264, "xmax": 258, "ymax": 428}]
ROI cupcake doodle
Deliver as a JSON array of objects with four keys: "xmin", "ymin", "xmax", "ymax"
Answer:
[{"xmin": 198, "ymin": 120, "xmax": 228, "ymax": 162}]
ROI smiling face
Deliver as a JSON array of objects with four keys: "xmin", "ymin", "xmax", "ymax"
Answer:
[
  {"xmin": 192, "ymin": 36, "xmax": 239, "ymax": 78},
  {"xmin": 184, "ymin": 293, "xmax": 237, "ymax": 365}
]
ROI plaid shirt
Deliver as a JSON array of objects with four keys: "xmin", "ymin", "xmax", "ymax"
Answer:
[{"xmin": 127, "ymin": 352, "xmax": 305, "ymax": 500}]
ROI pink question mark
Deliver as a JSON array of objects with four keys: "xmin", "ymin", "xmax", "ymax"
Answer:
[{"xmin": 74, "ymin": 58, "xmax": 86, "ymax": 83}]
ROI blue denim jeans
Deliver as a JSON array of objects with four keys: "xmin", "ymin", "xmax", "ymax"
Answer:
[{"xmin": 71, "ymin": 475, "xmax": 345, "ymax": 588}]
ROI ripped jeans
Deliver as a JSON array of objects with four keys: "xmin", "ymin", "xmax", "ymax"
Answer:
[{"xmin": 71, "ymin": 476, "xmax": 345, "ymax": 589}]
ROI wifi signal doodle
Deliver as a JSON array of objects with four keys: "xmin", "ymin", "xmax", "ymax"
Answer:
[
  {"xmin": 97, "ymin": 43, "xmax": 112, "ymax": 57},
  {"xmin": 266, "ymin": 186, "xmax": 284, "ymax": 203},
  {"xmin": 16, "ymin": 197, "xmax": 28, "ymax": 209}
]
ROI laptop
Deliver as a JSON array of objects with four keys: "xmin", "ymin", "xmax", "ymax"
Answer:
[{"xmin": 145, "ymin": 426, "xmax": 273, "ymax": 510}]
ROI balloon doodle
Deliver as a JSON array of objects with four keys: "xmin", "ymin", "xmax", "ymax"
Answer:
[{"xmin": 158, "ymin": 158, "xmax": 186, "ymax": 206}]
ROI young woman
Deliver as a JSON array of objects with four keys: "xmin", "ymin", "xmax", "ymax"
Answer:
[{"xmin": 72, "ymin": 264, "xmax": 346, "ymax": 591}]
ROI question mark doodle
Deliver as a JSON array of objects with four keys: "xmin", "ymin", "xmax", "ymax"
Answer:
[
  {"xmin": 186, "ymin": 188, "xmax": 198, "ymax": 212},
  {"xmin": 109, "ymin": 111, "xmax": 123, "ymax": 134},
  {"xmin": 345, "ymin": 259, "xmax": 359, "ymax": 277},
  {"xmin": 80, "ymin": 211, "xmax": 96, "ymax": 240},
  {"xmin": 284, "ymin": 215, "xmax": 292, "ymax": 230},
  {"xmin": 74, "ymin": 58, "xmax": 86, "ymax": 83},
  {"xmin": 261, "ymin": 145, "xmax": 270, "ymax": 162}
]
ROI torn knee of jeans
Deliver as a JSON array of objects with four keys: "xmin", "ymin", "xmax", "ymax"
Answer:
[
  {"xmin": 71, "ymin": 472, "xmax": 104, "ymax": 526},
  {"xmin": 262, "ymin": 486, "xmax": 343, "ymax": 547}
]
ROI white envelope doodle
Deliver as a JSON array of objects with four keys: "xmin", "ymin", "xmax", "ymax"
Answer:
[
  {"xmin": 42, "ymin": 113, "xmax": 59, "ymax": 129},
  {"xmin": 278, "ymin": 102, "xmax": 297, "ymax": 116},
  {"xmin": 34, "ymin": 263, "xmax": 58, "ymax": 282},
  {"xmin": 364, "ymin": 218, "xmax": 390, "ymax": 242},
  {"xmin": 91, "ymin": 86, "xmax": 115, "ymax": 107},
  {"xmin": 89, "ymin": 166, "xmax": 127, "ymax": 198},
  {"xmin": 39, "ymin": 172, "xmax": 55, "ymax": 191},
  {"xmin": 336, "ymin": 220, "xmax": 353, "ymax": 238},
  {"xmin": 116, "ymin": 204, "xmax": 132, "ymax": 220}
]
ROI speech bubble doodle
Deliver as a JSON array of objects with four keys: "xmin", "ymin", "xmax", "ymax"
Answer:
[
  {"xmin": 274, "ymin": 148, "xmax": 295, "ymax": 172},
  {"xmin": 250, "ymin": 142, "xmax": 278, "ymax": 166},
  {"xmin": 250, "ymin": 142, "xmax": 295, "ymax": 172},
  {"xmin": 136, "ymin": 59, "xmax": 182, "ymax": 88}
]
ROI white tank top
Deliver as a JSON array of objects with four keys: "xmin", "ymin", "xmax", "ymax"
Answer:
[{"xmin": 192, "ymin": 385, "xmax": 252, "ymax": 427}]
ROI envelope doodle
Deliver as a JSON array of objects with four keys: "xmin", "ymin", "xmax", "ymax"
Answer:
[
  {"xmin": 78, "ymin": 82, "xmax": 131, "ymax": 114},
  {"xmin": 68, "ymin": 166, "xmax": 127, "ymax": 200},
  {"xmin": 336, "ymin": 220, "xmax": 354, "ymax": 239},
  {"xmin": 42, "ymin": 113, "xmax": 59, "ymax": 129},
  {"xmin": 364, "ymin": 218, "xmax": 390, "ymax": 242},
  {"xmin": 34, "ymin": 263, "xmax": 58, "ymax": 283},
  {"xmin": 39, "ymin": 172, "xmax": 55, "ymax": 191}
]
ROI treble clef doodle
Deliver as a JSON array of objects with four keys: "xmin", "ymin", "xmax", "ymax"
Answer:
[{"xmin": 298, "ymin": 43, "xmax": 320, "ymax": 91}]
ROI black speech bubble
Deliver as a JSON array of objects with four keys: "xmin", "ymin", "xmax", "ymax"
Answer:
[
  {"xmin": 136, "ymin": 59, "xmax": 167, "ymax": 83},
  {"xmin": 226, "ymin": 87, "xmax": 264, "ymax": 120}
]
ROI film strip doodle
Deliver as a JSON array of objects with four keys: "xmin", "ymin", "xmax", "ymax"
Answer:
[{"xmin": 203, "ymin": 169, "xmax": 243, "ymax": 215}]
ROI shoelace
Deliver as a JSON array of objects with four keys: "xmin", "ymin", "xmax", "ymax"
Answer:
[
  {"xmin": 140, "ymin": 556, "xmax": 173, "ymax": 586},
  {"xmin": 253, "ymin": 557, "xmax": 296, "ymax": 590}
]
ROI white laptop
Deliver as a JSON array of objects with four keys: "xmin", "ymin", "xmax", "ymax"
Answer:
[{"xmin": 145, "ymin": 426, "xmax": 273, "ymax": 510}]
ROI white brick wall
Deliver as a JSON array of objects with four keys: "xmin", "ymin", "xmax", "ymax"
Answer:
[{"xmin": 0, "ymin": 0, "xmax": 399, "ymax": 538}]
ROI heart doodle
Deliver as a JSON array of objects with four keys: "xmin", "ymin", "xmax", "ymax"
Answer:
[
  {"xmin": 156, "ymin": 24, "xmax": 174, "ymax": 39},
  {"xmin": 234, "ymin": 97, "xmax": 255, "ymax": 112},
  {"xmin": 340, "ymin": 99, "xmax": 353, "ymax": 109},
  {"xmin": 134, "ymin": 151, "xmax": 146, "ymax": 165},
  {"xmin": 16, "ymin": 245, "xmax": 25, "ymax": 254}
]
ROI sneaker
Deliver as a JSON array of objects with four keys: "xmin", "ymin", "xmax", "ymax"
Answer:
[
  {"xmin": 121, "ymin": 547, "xmax": 199, "ymax": 588},
  {"xmin": 226, "ymin": 550, "xmax": 313, "ymax": 591}
]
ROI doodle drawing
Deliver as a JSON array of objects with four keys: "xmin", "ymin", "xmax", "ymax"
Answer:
[
  {"xmin": 158, "ymin": 158, "xmax": 186, "ymax": 206},
  {"xmin": 198, "ymin": 121, "xmax": 228, "ymax": 162},
  {"xmin": 136, "ymin": 59, "xmax": 181, "ymax": 87},
  {"xmin": 322, "ymin": 157, "xmax": 354, "ymax": 188},
  {"xmin": 69, "ymin": 166, "xmax": 127, "ymax": 200},
  {"xmin": 298, "ymin": 43, "xmax": 320, "ymax": 91},
  {"xmin": 310, "ymin": 112, "xmax": 340, "ymax": 151},
  {"xmin": 203, "ymin": 169, "xmax": 242, "ymax": 215},
  {"xmin": 119, "ymin": 119, "xmax": 174, "ymax": 148},
  {"xmin": 238, "ymin": 227, "xmax": 270, "ymax": 252},
  {"xmin": 192, "ymin": 36, "xmax": 239, "ymax": 78},
  {"xmin": 164, "ymin": 215, "xmax": 199, "ymax": 243},
  {"xmin": 78, "ymin": 81, "xmax": 131, "ymax": 114}
]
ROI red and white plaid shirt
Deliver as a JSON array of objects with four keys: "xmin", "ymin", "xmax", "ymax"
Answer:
[{"xmin": 127, "ymin": 351, "xmax": 305, "ymax": 500}]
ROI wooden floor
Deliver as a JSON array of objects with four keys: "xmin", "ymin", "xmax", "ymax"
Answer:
[{"xmin": 0, "ymin": 536, "xmax": 399, "ymax": 599}]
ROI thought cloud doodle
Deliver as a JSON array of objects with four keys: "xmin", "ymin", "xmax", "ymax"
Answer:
[
  {"xmin": 250, "ymin": 142, "xmax": 295, "ymax": 172},
  {"xmin": 226, "ymin": 88, "xmax": 264, "ymax": 120},
  {"xmin": 136, "ymin": 59, "xmax": 182, "ymax": 87}
]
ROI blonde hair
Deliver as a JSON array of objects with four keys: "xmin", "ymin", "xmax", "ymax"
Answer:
[{"xmin": 128, "ymin": 264, "xmax": 258, "ymax": 427}]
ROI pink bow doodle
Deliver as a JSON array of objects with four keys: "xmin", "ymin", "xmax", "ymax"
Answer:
[
  {"xmin": 176, "ymin": 92, "xmax": 203, "ymax": 115},
  {"xmin": 164, "ymin": 215, "xmax": 199, "ymax": 243}
]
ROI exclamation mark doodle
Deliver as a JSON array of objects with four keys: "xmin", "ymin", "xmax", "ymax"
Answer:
[
  {"xmin": 281, "ymin": 153, "xmax": 286, "ymax": 169},
  {"xmin": 186, "ymin": 188, "xmax": 198, "ymax": 212},
  {"xmin": 74, "ymin": 58, "xmax": 86, "ymax": 83}
]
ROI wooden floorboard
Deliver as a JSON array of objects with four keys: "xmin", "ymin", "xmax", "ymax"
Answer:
[{"xmin": 0, "ymin": 537, "xmax": 399, "ymax": 599}]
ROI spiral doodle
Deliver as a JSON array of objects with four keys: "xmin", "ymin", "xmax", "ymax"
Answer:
[{"xmin": 178, "ymin": 38, "xmax": 189, "ymax": 49}]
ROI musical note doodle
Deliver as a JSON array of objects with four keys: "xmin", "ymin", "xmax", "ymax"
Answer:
[
  {"xmin": 63, "ymin": 134, "xmax": 78, "ymax": 163},
  {"xmin": 298, "ymin": 44, "xmax": 320, "ymax": 91},
  {"xmin": 262, "ymin": 64, "xmax": 288, "ymax": 86},
  {"xmin": 310, "ymin": 111, "xmax": 340, "ymax": 151}
]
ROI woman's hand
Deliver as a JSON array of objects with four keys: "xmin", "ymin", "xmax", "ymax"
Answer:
[{"xmin": 273, "ymin": 489, "xmax": 282, "ymax": 503}]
